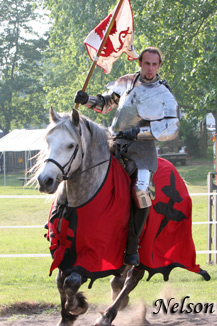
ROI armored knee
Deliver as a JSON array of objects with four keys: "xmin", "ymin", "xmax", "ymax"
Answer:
[{"xmin": 132, "ymin": 169, "xmax": 155, "ymax": 209}]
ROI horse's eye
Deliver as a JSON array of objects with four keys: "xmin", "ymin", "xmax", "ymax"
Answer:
[{"xmin": 68, "ymin": 144, "xmax": 74, "ymax": 149}]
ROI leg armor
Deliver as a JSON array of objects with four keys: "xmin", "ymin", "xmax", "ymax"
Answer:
[{"xmin": 132, "ymin": 169, "xmax": 155, "ymax": 209}]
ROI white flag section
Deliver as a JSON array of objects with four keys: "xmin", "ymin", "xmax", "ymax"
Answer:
[{"xmin": 84, "ymin": 0, "xmax": 138, "ymax": 74}]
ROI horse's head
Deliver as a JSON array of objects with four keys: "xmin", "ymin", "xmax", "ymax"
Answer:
[{"xmin": 37, "ymin": 108, "xmax": 83, "ymax": 194}]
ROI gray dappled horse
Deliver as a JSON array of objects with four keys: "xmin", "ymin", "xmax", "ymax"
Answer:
[{"xmin": 35, "ymin": 108, "xmax": 142, "ymax": 326}]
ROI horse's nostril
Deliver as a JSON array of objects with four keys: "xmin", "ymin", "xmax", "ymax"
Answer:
[
  {"xmin": 38, "ymin": 175, "xmax": 58, "ymax": 194},
  {"xmin": 45, "ymin": 178, "xmax": 54, "ymax": 187}
]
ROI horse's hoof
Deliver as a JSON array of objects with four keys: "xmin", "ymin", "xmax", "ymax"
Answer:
[
  {"xmin": 66, "ymin": 304, "xmax": 88, "ymax": 316},
  {"xmin": 94, "ymin": 314, "xmax": 112, "ymax": 326},
  {"xmin": 65, "ymin": 291, "xmax": 88, "ymax": 315},
  {"xmin": 56, "ymin": 313, "xmax": 79, "ymax": 326}
]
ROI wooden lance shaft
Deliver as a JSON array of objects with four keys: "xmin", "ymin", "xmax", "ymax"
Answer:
[{"xmin": 75, "ymin": 0, "xmax": 125, "ymax": 110}]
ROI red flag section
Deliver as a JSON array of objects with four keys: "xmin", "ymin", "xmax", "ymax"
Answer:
[{"xmin": 84, "ymin": 0, "xmax": 138, "ymax": 74}]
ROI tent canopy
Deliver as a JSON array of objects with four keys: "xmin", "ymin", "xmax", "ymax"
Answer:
[
  {"xmin": 0, "ymin": 129, "xmax": 47, "ymax": 186},
  {"xmin": 0, "ymin": 129, "xmax": 46, "ymax": 152}
]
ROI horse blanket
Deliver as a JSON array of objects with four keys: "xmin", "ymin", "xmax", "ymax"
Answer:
[
  {"xmin": 46, "ymin": 157, "xmax": 210, "ymax": 286},
  {"xmin": 138, "ymin": 158, "xmax": 210, "ymax": 281},
  {"xmin": 46, "ymin": 157, "xmax": 131, "ymax": 285}
]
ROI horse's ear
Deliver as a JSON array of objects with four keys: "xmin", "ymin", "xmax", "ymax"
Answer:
[
  {"xmin": 50, "ymin": 107, "xmax": 61, "ymax": 122},
  {"xmin": 71, "ymin": 109, "xmax": 80, "ymax": 126}
]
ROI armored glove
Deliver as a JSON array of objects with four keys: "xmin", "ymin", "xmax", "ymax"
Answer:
[
  {"xmin": 74, "ymin": 90, "xmax": 89, "ymax": 105},
  {"xmin": 116, "ymin": 127, "xmax": 140, "ymax": 141}
]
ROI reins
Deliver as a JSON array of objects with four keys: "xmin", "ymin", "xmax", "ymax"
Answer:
[
  {"xmin": 44, "ymin": 139, "xmax": 133, "ymax": 181},
  {"xmin": 64, "ymin": 140, "xmax": 133, "ymax": 180}
]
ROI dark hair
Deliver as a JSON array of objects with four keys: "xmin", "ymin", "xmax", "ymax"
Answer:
[{"xmin": 139, "ymin": 47, "xmax": 164, "ymax": 64}]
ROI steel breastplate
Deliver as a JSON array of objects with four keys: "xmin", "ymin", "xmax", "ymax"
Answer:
[{"xmin": 110, "ymin": 78, "xmax": 178, "ymax": 134}]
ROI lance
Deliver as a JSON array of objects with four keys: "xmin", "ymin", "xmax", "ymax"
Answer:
[{"xmin": 75, "ymin": 0, "xmax": 125, "ymax": 110}]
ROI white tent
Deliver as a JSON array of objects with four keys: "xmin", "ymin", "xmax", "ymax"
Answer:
[{"xmin": 0, "ymin": 129, "xmax": 46, "ymax": 186}]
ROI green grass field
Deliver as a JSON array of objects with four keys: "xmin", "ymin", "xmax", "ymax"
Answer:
[{"xmin": 0, "ymin": 156, "xmax": 217, "ymax": 311}]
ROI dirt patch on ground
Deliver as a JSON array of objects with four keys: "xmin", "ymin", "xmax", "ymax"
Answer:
[
  {"xmin": 1, "ymin": 302, "xmax": 217, "ymax": 326},
  {"xmin": 189, "ymin": 160, "xmax": 212, "ymax": 166},
  {"xmin": 0, "ymin": 302, "xmax": 56, "ymax": 317}
]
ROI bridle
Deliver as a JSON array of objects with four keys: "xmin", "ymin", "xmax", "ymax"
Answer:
[
  {"xmin": 44, "ymin": 144, "xmax": 79, "ymax": 180},
  {"xmin": 44, "ymin": 136, "xmax": 133, "ymax": 181}
]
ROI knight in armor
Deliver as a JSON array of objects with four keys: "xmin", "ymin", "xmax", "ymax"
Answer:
[{"xmin": 74, "ymin": 47, "xmax": 180, "ymax": 266}]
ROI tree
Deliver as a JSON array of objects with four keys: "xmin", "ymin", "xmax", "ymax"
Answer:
[{"xmin": 0, "ymin": 0, "xmax": 49, "ymax": 135}]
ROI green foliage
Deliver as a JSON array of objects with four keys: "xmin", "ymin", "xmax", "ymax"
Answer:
[
  {"xmin": 179, "ymin": 118, "xmax": 200, "ymax": 156},
  {"xmin": 43, "ymin": 0, "xmax": 108, "ymax": 111},
  {"xmin": 0, "ymin": 0, "xmax": 49, "ymax": 134}
]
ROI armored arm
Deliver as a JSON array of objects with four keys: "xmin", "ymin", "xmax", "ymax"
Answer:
[
  {"xmin": 86, "ymin": 92, "xmax": 120, "ymax": 113},
  {"xmin": 117, "ymin": 117, "xmax": 179, "ymax": 142},
  {"xmin": 137, "ymin": 118, "xmax": 180, "ymax": 141},
  {"xmin": 74, "ymin": 90, "xmax": 119, "ymax": 114}
]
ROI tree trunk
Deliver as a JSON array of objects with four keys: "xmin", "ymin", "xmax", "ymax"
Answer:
[{"xmin": 199, "ymin": 120, "xmax": 207, "ymax": 157}]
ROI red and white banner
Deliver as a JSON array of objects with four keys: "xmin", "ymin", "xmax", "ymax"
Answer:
[{"xmin": 84, "ymin": 0, "xmax": 138, "ymax": 74}]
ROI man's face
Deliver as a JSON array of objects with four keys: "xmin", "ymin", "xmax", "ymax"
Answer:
[{"xmin": 139, "ymin": 51, "xmax": 161, "ymax": 80}]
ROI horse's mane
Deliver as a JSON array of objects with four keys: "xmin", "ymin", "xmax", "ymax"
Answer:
[{"xmin": 80, "ymin": 114, "xmax": 113, "ymax": 148}]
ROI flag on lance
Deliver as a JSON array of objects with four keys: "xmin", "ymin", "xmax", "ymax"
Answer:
[{"xmin": 84, "ymin": 0, "xmax": 138, "ymax": 74}]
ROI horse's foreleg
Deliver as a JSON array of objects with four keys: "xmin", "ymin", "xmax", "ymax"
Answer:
[
  {"xmin": 63, "ymin": 271, "xmax": 88, "ymax": 315},
  {"xmin": 56, "ymin": 270, "xmax": 78, "ymax": 326},
  {"xmin": 95, "ymin": 268, "xmax": 145, "ymax": 326},
  {"xmin": 110, "ymin": 265, "xmax": 131, "ymax": 310}
]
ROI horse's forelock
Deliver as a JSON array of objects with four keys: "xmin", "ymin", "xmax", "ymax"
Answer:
[{"xmin": 46, "ymin": 113, "xmax": 76, "ymax": 137}]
